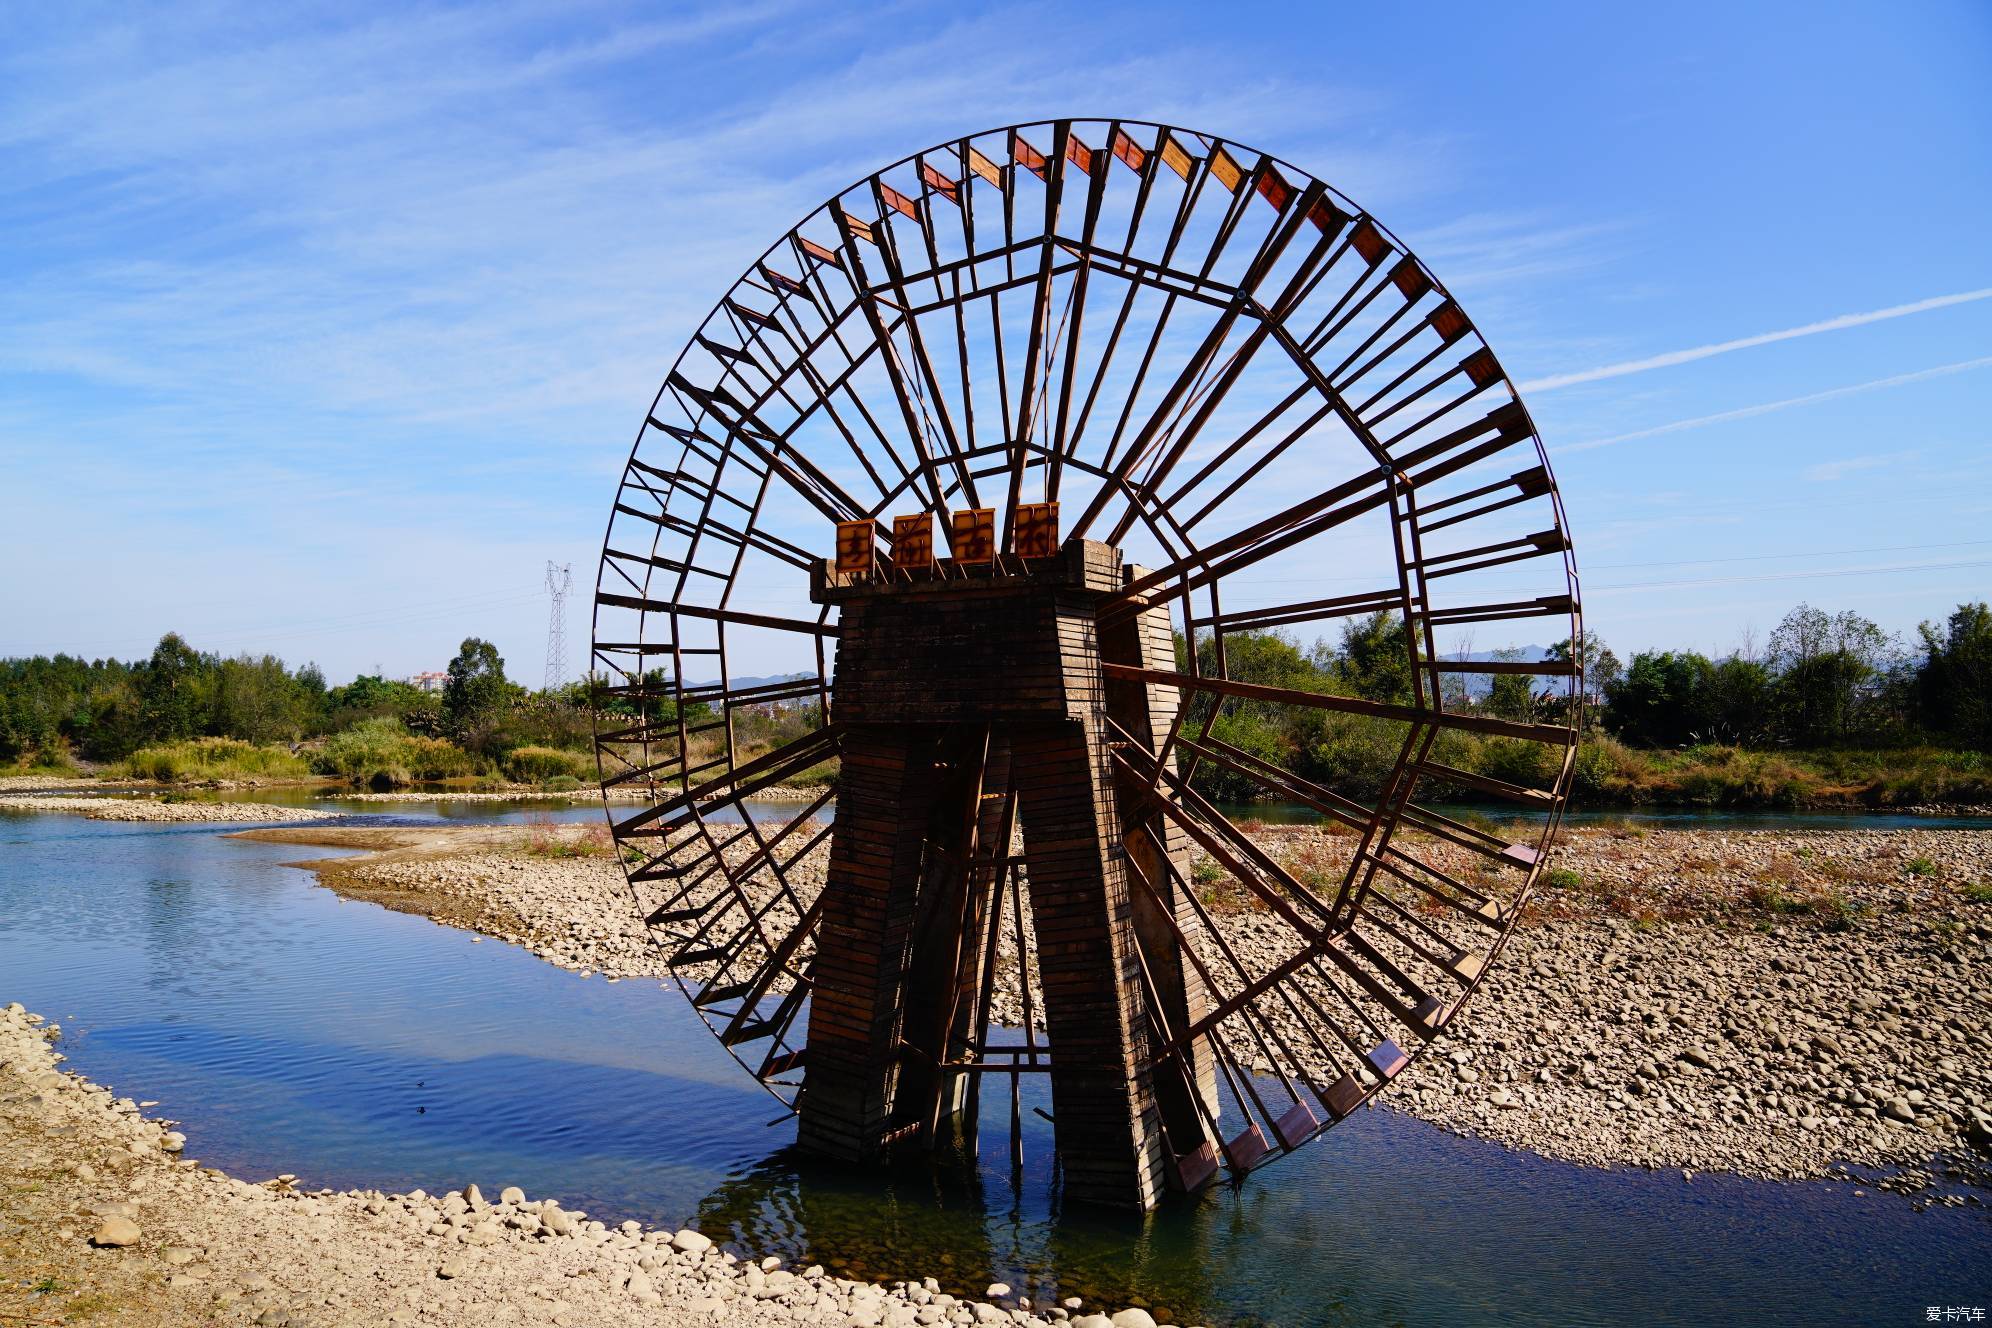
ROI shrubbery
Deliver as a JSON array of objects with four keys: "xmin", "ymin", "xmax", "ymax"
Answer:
[
  {"xmin": 115, "ymin": 737, "xmax": 312, "ymax": 782},
  {"xmin": 312, "ymin": 718, "xmax": 489, "ymax": 788},
  {"xmin": 503, "ymin": 745, "xmax": 593, "ymax": 784}
]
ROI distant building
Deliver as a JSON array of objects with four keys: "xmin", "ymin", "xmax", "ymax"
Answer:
[{"xmin": 407, "ymin": 671, "xmax": 448, "ymax": 694}]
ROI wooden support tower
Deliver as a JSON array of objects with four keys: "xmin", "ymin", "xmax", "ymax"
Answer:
[{"xmin": 796, "ymin": 539, "xmax": 1217, "ymax": 1206}]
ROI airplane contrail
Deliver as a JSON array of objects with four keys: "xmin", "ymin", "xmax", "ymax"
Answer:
[
  {"xmin": 1554, "ymin": 355, "xmax": 1992, "ymax": 455},
  {"xmin": 1521, "ymin": 288, "xmax": 1992, "ymax": 392}
]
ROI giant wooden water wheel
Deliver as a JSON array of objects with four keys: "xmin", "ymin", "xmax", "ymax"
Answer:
[{"xmin": 592, "ymin": 119, "xmax": 1580, "ymax": 1211}]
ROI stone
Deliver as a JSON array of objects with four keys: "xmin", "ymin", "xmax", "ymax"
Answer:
[
  {"xmin": 499, "ymin": 1186, "xmax": 525, "ymax": 1205},
  {"xmin": 461, "ymin": 1183, "xmax": 484, "ymax": 1208},
  {"xmin": 1883, "ymin": 1098, "xmax": 1917, "ymax": 1123},
  {"xmin": 672, "ymin": 1227, "xmax": 714, "ymax": 1255},
  {"xmin": 437, "ymin": 1257, "xmax": 466, "ymax": 1279},
  {"xmin": 987, "ymin": 1283, "xmax": 1012, "ymax": 1299},
  {"xmin": 162, "ymin": 1246, "xmax": 198, "ymax": 1265},
  {"xmin": 1111, "ymin": 1314, "xmax": 1160, "ymax": 1328},
  {"xmin": 627, "ymin": 1270, "xmax": 660, "ymax": 1306},
  {"xmin": 90, "ymin": 1216, "xmax": 141, "ymax": 1247}
]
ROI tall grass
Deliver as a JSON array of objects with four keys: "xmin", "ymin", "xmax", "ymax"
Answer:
[
  {"xmin": 0, "ymin": 746, "xmax": 85, "ymax": 778},
  {"xmin": 503, "ymin": 745, "xmax": 594, "ymax": 784},
  {"xmin": 312, "ymin": 718, "xmax": 489, "ymax": 788},
  {"xmin": 113, "ymin": 737, "xmax": 312, "ymax": 783}
]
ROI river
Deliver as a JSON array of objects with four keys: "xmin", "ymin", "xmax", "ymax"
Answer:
[{"xmin": 0, "ymin": 797, "xmax": 1985, "ymax": 1326}]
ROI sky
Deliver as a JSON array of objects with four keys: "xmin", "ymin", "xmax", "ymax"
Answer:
[{"xmin": 2, "ymin": 0, "xmax": 1988, "ymax": 684}]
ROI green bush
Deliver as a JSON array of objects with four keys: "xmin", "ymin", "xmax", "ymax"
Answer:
[
  {"xmin": 1294, "ymin": 714, "xmax": 1404, "ymax": 801},
  {"xmin": 1190, "ymin": 710, "xmax": 1294, "ymax": 802},
  {"xmin": 1569, "ymin": 733, "xmax": 1644, "ymax": 802},
  {"xmin": 0, "ymin": 746, "xmax": 84, "ymax": 778},
  {"xmin": 1474, "ymin": 737, "xmax": 1557, "ymax": 792},
  {"xmin": 541, "ymin": 774, "xmax": 583, "ymax": 793},
  {"xmin": 503, "ymin": 746, "xmax": 593, "ymax": 784},
  {"xmin": 312, "ymin": 718, "xmax": 488, "ymax": 787},
  {"xmin": 115, "ymin": 737, "xmax": 311, "ymax": 783}
]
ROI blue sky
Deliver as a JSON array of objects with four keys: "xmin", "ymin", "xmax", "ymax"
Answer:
[{"xmin": 2, "ymin": 1, "xmax": 1988, "ymax": 683}]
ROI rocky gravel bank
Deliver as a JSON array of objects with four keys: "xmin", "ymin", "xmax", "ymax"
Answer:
[
  {"xmin": 0, "ymin": 795, "xmax": 339, "ymax": 823},
  {"xmin": 257, "ymin": 821, "xmax": 1992, "ymax": 1194},
  {"xmin": 0, "ymin": 1003, "xmax": 1182, "ymax": 1328}
]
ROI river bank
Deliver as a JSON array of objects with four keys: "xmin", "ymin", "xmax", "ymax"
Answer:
[
  {"xmin": 0, "ymin": 1003, "xmax": 1141, "ymax": 1328},
  {"xmin": 0, "ymin": 796, "xmax": 341, "ymax": 823},
  {"xmin": 233, "ymin": 819, "xmax": 1992, "ymax": 1195}
]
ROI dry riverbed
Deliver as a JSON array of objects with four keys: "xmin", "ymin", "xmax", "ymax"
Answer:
[
  {"xmin": 238, "ymin": 819, "xmax": 1992, "ymax": 1199},
  {"xmin": 0, "ymin": 1004, "xmax": 1156, "ymax": 1328},
  {"xmin": 0, "ymin": 795, "xmax": 339, "ymax": 823}
]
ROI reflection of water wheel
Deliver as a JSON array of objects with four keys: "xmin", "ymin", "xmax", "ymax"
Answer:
[{"xmin": 593, "ymin": 120, "xmax": 1580, "ymax": 1211}]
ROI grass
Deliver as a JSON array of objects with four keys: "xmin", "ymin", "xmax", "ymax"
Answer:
[
  {"xmin": 1742, "ymin": 882, "xmax": 1865, "ymax": 931},
  {"xmin": 517, "ymin": 818, "xmax": 614, "ymax": 858},
  {"xmin": 1561, "ymin": 736, "xmax": 1992, "ymax": 810},
  {"xmin": 0, "ymin": 748, "xmax": 85, "ymax": 778},
  {"xmin": 1961, "ymin": 883, "xmax": 1992, "ymax": 904},
  {"xmin": 1905, "ymin": 856, "xmax": 1937, "ymax": 877},
  {"xmin": 111, "ymin": 737, "xmax": 311, "ymax": 783},
  {"xmin": 62, "ymin": 1292, "xmax": 118, "ymax": 1321},
  {"xmin": 1543, "ymin": 867, "xmax": 1585, "ymax": 891},
  {"xmin": 502, "ymin": 745, "xmax": 593, "ymax": 785},
  {"xmin": 1745, "ymin": 883, "xmax": 1814, "ymax": 916},
  {"xmin": 312, "ymin": 717, "xmax": 488, "ymax": 788},
  {"xmin": 786, "ymin": 759, "xmax": 840, "ymax": 789}
]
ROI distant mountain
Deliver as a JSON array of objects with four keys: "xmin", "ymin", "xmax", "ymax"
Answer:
[{"xmin": 682, "ymin": 673, "xmax": 816, "ymax": 692}]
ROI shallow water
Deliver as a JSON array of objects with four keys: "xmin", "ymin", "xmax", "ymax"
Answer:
[
  {"xmin": 0, "ymin": 804, "xmax": 1985, "ymax": 1326},
  {"xmin": 66, "ymin": 779, "xmax": 1992, "ymax": 833}
]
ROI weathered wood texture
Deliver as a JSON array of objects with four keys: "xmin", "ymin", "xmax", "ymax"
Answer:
[{"xmin": 799, "ymin": 539, "xmax": 1193, "ymax": 1208}]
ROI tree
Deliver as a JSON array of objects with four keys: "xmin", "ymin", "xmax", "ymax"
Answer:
[
  {"xmin": 1916, "ymin": 602, "xmax": 1992, "ymax": 751},
  {"xmin": 1705, "ymin": 655, "xmax": 1773, "ymax": 745},
  {"xmin": 137, "ymin": 633, "xmax": 208, "ymax": 743},
  {"xmin": 441, "ymin": 638, "xmax": 509, "ymax": 741},
  {"xmin": 1483, "ymin": 648, "xmax": 1543, "ymax": 722},
  {"xmin": 1336, "ymin": 612, "xmax": 1413, "ymax": 703},
  {"xmin": 1767, "ymin": 605, "xmax": 1892, "ymax": 746},
  {"xmin": 1604, "ymin": 651, "xmax": 1719, "ymax": 747},
  {"xmin": 1547, "ymin": 632, "xmax": 1621, "ymax": 724},
  {"xmin": 212, "ymin": 654, "xmax": 314, "ymax": 744}
]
